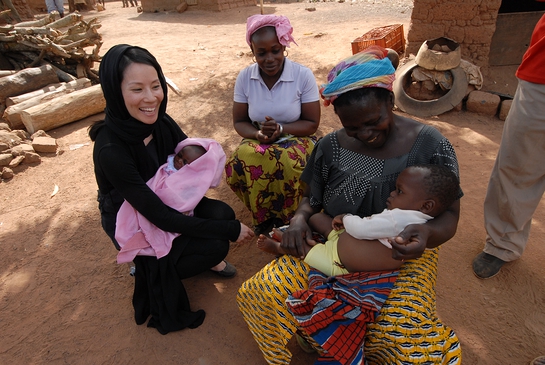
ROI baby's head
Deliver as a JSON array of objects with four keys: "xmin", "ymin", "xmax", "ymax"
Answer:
[
  {"xmin": 387, "ymin": 164, "xmax": 460, "ymax": 217},
  {"xmin": 173, "ymin": 144, "xmax": 207, "ymax": 170}
]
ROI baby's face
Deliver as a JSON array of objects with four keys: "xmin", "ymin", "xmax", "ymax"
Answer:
[
  {"xmin": 173, "ymin": 151, "xmax": 186, "ymax": 170},
  {"xmin": 173, "ymin": 146, "xmax": 204, "ymax": 170},
  {"xmin": 386, "ymin": 168, "xmax": 429, "ymax": 211}
]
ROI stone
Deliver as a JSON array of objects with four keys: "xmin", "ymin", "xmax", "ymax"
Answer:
[
  {"xmin": 10, "ymin": 144, "xmax": 35, "ymax": 156},
  {"xmin": 32, "ymin": 136, "xmax": 57, "ymax": 153},
  {"xmin": 466, "ymin": 90, "xmax": 500, "ymax": 116},
  {"xmin": 499, "ymin": 99, "xmax": 513, "ymax": 121},
  {"xmin": 0, "ymin": 153, "xmax": 13, "ymax": 166},
  {"xmin": 453, "ymin": 101, "xmax": 463, "ymax": 112},
  {"xmin": 31, "ymin": 130, "xmax": 51, "ymax": 139},
  {"xmin": 1, "ymin": 167, "xmax": 14, "ymax": 180},
  {"xmin": 176, "ymin": 1, "xmax": 187, "ymax": 12},
  {"xmin": 0, "ymin": 142, "xmax": 8, "ymax": 152},
  {"xmin": 0, "ymin": 130, "xmax": 22, "ymax": 147},
  {"xmin": 13, "ymin": 130, "xmax": 29, "ymax": 140},
  {"xmin": 22, "ymin": 151, "xmax": 41, "ymax": 164},
  {"xmin": 0, "ymin": 123, "xmax": 11, "ymax": 132},
  {"xmin": 8, "ymin": 155, "xmax": 24, "ymax": 168}
]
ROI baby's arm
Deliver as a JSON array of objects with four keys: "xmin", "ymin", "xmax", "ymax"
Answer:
[
  {"xmin": 343, "ymin": 209, "xmax": 430, "ymax": 240},
  {"xmin": 342, "ymin": 210, "xmax": 399, "ymax": 240}
]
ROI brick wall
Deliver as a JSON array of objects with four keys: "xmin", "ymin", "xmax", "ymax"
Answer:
[
  {"xmin": 11, "ymin": 0, "xmax": 37, "ymax": 20},
  {"xmin": 141, "ymin": 0, "xmax": 255, "ymax": 12},
  {"xmin": 407, "ymin": 0, "xmax": 502, "ymax": 67}
]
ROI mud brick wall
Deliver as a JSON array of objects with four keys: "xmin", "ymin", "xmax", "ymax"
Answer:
[
  {"xmin": 141, "ymin": 0, "xmax": 180, "ymax": 11},
  {"xmin": 407, "ymin": 0, "xmax": 502, "ymax": 67},
  {"xmin": 141, "ymin": 0, "xmax": 254, "ymax": 12},
  {"xmin": 11, "ymin": 0, "xmax": 37, "ymax": 20},
  {"xmin": 214, "ymin": 0, "xmax": 255, "ymax": 11}
]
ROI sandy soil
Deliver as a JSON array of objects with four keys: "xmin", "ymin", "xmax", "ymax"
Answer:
[{"xmin": 1, "ymin": 1, "xmax": 545, "ymax": 364}]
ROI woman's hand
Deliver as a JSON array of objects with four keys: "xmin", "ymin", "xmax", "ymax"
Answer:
[
  {"xmin": 236, "ymin": 223, "xmax": 255, "ymax": 243},
  {"xmin": 256, "ymin": 117, "xmax": 283, "ymax": 143},
  {"xmin": 389, "ymin": 223, "xmax": 429, "ymax": 260},
  {"xmin": 391, "ymin": 199, "xmax": 460, "ymax": 261},
  {"xmin": 280, "ymin": 214, "xmax": 316, "ymax": 258}
]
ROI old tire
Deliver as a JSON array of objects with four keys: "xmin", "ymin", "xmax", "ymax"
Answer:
[{"xmin": 393, "ymin": 60, "xmax": 468, "ymax": 118}]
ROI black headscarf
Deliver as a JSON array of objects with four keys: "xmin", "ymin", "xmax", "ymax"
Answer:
[{"xmin": 95, "ymin": 44, "xmax": 182, "ymax": 180}]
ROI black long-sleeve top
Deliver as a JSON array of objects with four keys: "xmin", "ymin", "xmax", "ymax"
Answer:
[{"xmin": 92, "ymin": 117, "xmax": 241, "ymax": 242}]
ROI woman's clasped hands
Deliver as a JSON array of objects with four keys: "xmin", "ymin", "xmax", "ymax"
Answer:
[{"xmin": 256, "ymin": 116, "xmax": 283, "ymax": 143}]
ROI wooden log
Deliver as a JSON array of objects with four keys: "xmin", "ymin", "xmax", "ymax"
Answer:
[
  {"xmin": 42, "ymin": 61, "xmax": 78, "ymax": 82},
  {"xmin": 14, "ymin": 13, "xmax": 55, "ymax": 28},
  {"xmin": 0, "ymin": 25, "xmax": 14, "ymax": 33},
  {"xmin": 21, "ymin": 84, "xmax": 105, "ymax": 133},
  {"xmin": 0, "ymin": 64, "xmax": 59, "ymax": 103},
  {"xmin": 6, "ymin": 78, "xmax": 90, "ymax": 106},
  {"xmin": 0, "ymin": 34, "xmax": 19, "ymax": 42},
  {"xmin": 5, "ymin": 88, "xmax": 78, "ymax": 129},
  {"xmin": 3, "ymin": 79, "xmax": 92, "ymax": 129},
  {"xmin": 12, "ymin": 27, "xmax": 60, "ymax": 36},
  {"xmin": 46, "ymin": 13, "xmax": 82, "ymax": 29},
  {"xmin": 0, "ymin": 70, "xmax": 17, "ymax": 77}
]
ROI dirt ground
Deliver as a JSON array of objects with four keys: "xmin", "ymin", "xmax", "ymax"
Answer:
[{"xmin": 1, "ymin": 1, "xmax": 545, "ymax": 364}]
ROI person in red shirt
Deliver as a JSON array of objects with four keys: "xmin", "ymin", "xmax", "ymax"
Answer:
[{"xmin": 473, "ymin": 14, "xmax": 545, "ymax": 280}]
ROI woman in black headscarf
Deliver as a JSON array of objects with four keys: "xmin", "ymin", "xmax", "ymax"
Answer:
[{"xmin": 89, "ymin": 44, "xmax": 253, "ymax": 334}]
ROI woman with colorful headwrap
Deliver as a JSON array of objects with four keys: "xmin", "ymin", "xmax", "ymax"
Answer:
[
  {"xmin": 225, "ymin": 14, "xmax": 321, "ymax": 235},
  {"xmin": 88, "ymin": 44, "xmax": 253, "ymax": 335},
  {"xmin": 237, "ymin": 46, "xmax": 463, "ymax": 364}
]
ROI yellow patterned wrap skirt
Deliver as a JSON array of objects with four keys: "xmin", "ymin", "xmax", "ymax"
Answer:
[
  {"xmin": 237, "ymin": 249, "xmax": 462, "ymax": 365},
  {"xmin": 225, "ymin": 136, "xmax": 316, "ymax": 227}
]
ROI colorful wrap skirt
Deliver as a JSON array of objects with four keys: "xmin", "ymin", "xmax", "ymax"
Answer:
[
  {"xmin": 225, "ymin": 136, "xmax": 316, "ymax": 226},
  {"xmin": 287, "ymin": 269, "xmax": 399, "ymax": 365},
  {"xmin": 236, "ymin": 249, "xmax": 462, "ymax": 365}
]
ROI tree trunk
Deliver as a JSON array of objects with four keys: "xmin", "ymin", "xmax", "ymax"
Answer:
[
  {"xmin": 0, "ymin": 64, "xmax": 59, "ymax": 103},
  {"xmin": 3, "ymin": 79, "xmax": 92, "ymax": 130},
  {"xmin": 20, "ymin": 84, "xmax": 106, "ymax": 133},
  {"xmin": 5, "ymin": 78, "xmax": 91, "ymax": 106}
]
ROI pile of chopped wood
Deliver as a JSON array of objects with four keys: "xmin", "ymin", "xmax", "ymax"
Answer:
[
  {"xmin": 1, "ymin": 13, "xmax": 102, "ymax": 80},
  {"xmin": 0, "ymin": 12, "xmax": 105, "ymax": 133}
]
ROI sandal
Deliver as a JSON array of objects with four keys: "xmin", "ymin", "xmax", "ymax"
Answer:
[{"xmin": 210, "ymin": 261, "xmax": 237, "ymax": 278}]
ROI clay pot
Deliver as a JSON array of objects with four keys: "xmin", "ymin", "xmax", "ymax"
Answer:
[{"xmin": 415, "ymin": 37, "xmax": 461, "ymax": 71}]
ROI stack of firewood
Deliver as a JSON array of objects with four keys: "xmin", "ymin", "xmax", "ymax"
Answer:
[
  {"xmin": 1, "ymin": 13, "xmax": 102, "ymax": 79},
  {"xmin": 0, "ymin": 12, "xmax": 105, "ymax": 133}
]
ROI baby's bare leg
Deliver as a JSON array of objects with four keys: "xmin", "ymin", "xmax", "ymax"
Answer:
[
  {"xmin": 337, "ymin": 232, "xmax": 403, "ymax": 272},
  {"xmin": 309, "ymin": 212, "xmax": 333, "ymax": 238}
]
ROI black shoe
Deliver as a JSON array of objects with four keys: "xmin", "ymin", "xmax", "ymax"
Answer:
[
  {"xmin": 472, "ymin": 252, "xmax": 506, "ymax": 279},
  {"xmin": 210, "ymin": 261, "xmax": 237, "ymax": 278}
]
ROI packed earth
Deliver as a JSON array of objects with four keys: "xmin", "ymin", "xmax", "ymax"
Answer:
[{"xmin": 1, "ymin": 1, "xmax": 544, "ymax": 364}]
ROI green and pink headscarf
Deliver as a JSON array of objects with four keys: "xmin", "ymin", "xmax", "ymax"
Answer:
[{"xmin": 320, "ymin": 46, "xmax": 396, "ymax": 106}]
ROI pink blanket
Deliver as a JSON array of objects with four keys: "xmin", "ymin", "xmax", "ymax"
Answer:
[{"xmin": 115, "ymin": 138, "xmax": 226, "ymax": 264}]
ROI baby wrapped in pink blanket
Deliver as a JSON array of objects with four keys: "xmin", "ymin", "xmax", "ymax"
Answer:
[{"xmin": 115, "ymin": 138, "xmax": 226, "ymax": 264}]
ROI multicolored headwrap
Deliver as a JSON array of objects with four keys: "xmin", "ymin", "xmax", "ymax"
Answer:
[
  {"xmin": 246, "ymin": 14, "xmax": 297, "ymax": 48},
  {"xmin": 320, "ymin": 46, "xmax": 396, "ymax": 106}
]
